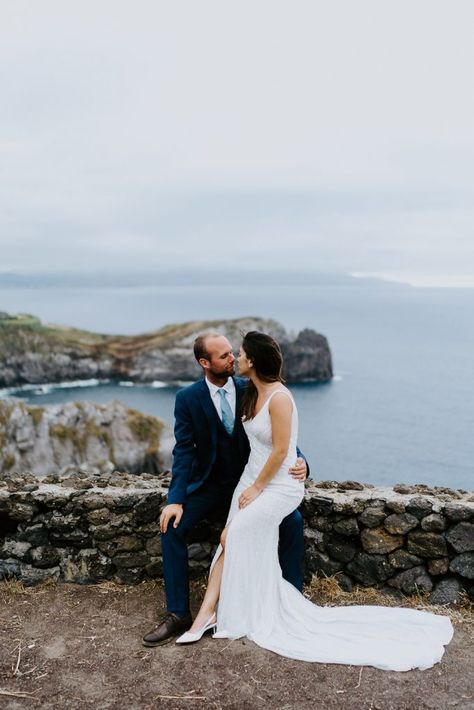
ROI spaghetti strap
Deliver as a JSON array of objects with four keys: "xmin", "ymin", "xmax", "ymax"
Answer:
[
  {"xmin": 253, "ymin": 388, "xmax": 294, "ymax": 419},
  {"xmin": 266, "ymin": 388, "xmax": 294, "ymax": 406}
]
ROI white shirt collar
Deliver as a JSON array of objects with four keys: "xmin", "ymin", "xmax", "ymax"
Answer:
[{"xmin": 205, "ymin": 376, "xmax": 235, "ymax": 398}]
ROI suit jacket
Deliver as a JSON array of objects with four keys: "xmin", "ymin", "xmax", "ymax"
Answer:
[{"xmin": 167, "ymin": 376, "xmax": 308, "ymax": 505}]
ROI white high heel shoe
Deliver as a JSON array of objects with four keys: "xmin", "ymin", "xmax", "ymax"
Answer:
[{"xmin": 175, "ymin": 614, "xmax": 217, "ymax": 644}]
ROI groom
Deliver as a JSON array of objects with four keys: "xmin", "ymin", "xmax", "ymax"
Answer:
[{"xmin": 142, "ymin": 333, "xmax": 308, "ymax": 647}]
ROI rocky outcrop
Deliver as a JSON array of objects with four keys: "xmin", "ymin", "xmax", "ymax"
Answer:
[
  {"xmin": 0, "ymin": 313, "xmax": 332, "ymax": 387},
  {"xmin": 1, "ymin": 473, "xmax": 473, "ymax": 604},
  {"xmin": 0, "ymin": 400, "xmax": 168, "ymax": 477}
]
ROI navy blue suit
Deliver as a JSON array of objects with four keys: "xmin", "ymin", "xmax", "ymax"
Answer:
[{"xmin": 161, "ymin": 376, "xmax": 306, "ymax": 617}]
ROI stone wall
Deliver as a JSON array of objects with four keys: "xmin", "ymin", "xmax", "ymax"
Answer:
[{"xmin": 1, "ymin": 472, "xmax": 473, "ymax": 605}]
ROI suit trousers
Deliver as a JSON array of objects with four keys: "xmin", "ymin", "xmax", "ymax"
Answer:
[{"xmin": 161, "ymin": 479, "xmax": 305, "ymax": 616}]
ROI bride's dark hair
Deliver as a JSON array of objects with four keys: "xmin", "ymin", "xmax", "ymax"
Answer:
[{"xmin": 240, "ymin": 331, "xmax": 285, "ymax": 420}]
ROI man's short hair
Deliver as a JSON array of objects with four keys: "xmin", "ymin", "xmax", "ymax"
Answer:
[{"xmin": 193, "ymin": 333, "xmax": 220, "ymax": 363}]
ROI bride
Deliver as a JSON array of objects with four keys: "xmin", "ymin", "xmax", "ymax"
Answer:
[{"xmin": 175, "ymin": 331, "xmax": 453, "ymax": 671}]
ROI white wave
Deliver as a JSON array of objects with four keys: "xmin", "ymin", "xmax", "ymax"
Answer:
[
  {"xmin": 0, "ymin": 383, "xmax": 52, "ymax": 397},
  {"xmin": 55, "ymin": 378, "xmax": 104, "ymax": 389},
  {"xmin": 10, "ymin": 383, "xmax": 44, "ymax": 393},
  {"xmin": 333, "ymin": 375, "xmax": 343, "ymax": 382},
  {"xmin": 120, "ymin": 380, "xmax": 174, "ymax": 389},
  {"xmin": 34, "ymin": 384, "xmax": 53, "ymax": 394},
  {"xmin": 0, "ymin": 378, "xmax": 109, "ymax": 398}
]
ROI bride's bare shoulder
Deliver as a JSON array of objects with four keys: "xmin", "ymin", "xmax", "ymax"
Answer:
[
  {"xmin": 273, "ymin": 385, "xmax": 293, "ymax": 398},
  {"xmin": 268, "ymin": 387, "xmax": 294, "ymax": 412}
]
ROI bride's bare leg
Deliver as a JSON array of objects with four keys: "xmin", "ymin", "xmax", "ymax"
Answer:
[
  {"xmin": 189, "ymin": 525, "xmax": 229, "ymax": 632},
  {"xmin": 188, "ymin": 552, "xmax": 224, "ymax": 631}
]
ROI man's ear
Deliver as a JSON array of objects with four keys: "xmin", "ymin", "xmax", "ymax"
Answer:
[{"xmin": 199, "ymin": 358, "xmax": 210, "ymax": 370}]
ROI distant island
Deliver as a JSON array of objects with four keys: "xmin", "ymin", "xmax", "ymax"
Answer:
[{"xmin": 0, "ymin": 312, "xmax": 333, "ymax": 388}]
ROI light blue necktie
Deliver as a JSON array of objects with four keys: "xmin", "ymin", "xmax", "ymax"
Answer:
[{"xmin": 217, "ymin": 388, "xmax": 234, "ymax": 435}]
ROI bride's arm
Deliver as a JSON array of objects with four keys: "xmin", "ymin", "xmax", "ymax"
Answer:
[{"xmin": 238, "ymin": 393, "xmax": 292, "ymax": 508}]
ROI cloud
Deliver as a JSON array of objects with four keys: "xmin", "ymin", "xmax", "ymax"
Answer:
[{"xmin": 0, "ymin": 0, "xmax": 473, "ymax": 280}]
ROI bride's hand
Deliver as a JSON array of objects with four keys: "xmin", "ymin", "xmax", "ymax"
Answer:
[{"xmin": 238, "ymin": 484, "xmax": 262, "ymax": 508}]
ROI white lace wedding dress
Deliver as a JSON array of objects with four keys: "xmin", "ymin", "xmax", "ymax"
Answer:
[{"xmin": 210, "ymin": 389, "xmax": 453, "ymax": 671}]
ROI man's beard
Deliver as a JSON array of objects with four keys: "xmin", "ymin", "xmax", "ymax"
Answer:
[{"xmin": 210, "ymin": 365, "xmax": 235, "ymax": 381}]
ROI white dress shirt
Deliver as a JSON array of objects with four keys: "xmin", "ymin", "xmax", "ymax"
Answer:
[{"xmin": 205, "ymin": 377, "xmax": 236, "ymax": 421}]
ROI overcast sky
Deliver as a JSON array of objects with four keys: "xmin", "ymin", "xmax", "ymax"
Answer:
[{"xmin": 1, "ymin": 0, "xmax": 473, "ymax": 286}]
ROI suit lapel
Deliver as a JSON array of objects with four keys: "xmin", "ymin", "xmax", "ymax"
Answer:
[{"xmin": 197, "ymin": 379, "xmax": 218, "ymax": 440}]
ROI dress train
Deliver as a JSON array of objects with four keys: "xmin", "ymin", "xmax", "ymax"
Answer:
[{"xmin": 209, "ymin": 390, "xmax": 453, "ymax": 671}]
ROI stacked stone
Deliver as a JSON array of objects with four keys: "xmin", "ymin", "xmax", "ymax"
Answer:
[
  {"xmin": 301, "ymin": 482, "xmax": 474, "ymax": 605},
  {"xmin": 1, "ymin": 472, "xmax": 168, "ymax": 585},
  {"xmin": 1, "ymin": 473, "xmax": 473, "ymax": 604}
]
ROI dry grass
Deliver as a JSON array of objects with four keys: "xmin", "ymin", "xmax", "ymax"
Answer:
[
  {"xmin": 0, "ymin": 577, "xmax": 58, "ymax": 603},
  {"xmin": 306, "ymin": 574, "xmax": 474, "ymax": 628},
  {"xmin": 0, "ymin": 579, "xmax": 30, "ymax": 599},
  {"xmin": 2, "ymin": 574, "xmax": 471, "ymax": 629}
]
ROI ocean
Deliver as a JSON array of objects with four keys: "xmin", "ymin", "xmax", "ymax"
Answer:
[{"xmin": 1, "ymin": 272, "xmax": 473, "ymax": 489}]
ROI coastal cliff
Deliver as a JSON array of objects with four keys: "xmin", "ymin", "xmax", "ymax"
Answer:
[
  {"xmin": 0, "ymin": 312, "xmax": 332, "ymax": 387},
  {"xmin": 0, "ymin": 399, "xmax": 168, "ymax": 477}
]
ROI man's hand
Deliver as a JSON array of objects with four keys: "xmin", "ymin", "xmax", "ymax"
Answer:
[
  {"xmin": 160, "ymin": 503, "xmax": 184, "ymax": 533},
  {"xmin": 288, "ymin": 457, "xmax": 307, "ymax": 482}
]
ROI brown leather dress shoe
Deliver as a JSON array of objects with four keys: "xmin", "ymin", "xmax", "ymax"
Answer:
[{"xmin": 142, "ymin": 612, "xmax": 192, "ymax": 647}]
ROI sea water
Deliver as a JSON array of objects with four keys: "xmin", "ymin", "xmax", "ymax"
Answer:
[{"xmin": 1, "ymin": 273, "xmax": 473, "ymax": 488}]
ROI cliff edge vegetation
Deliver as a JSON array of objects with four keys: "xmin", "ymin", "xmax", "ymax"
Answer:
[
  {"xmin": 0, "ymin": 398, "xmax": 166, "ymax": 477},
  {"xmin": 0, "ymin": 312, "xmax": 333, "ymax": 387}
]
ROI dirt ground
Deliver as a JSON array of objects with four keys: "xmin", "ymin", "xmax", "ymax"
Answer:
[{"xmin": 0, "ymin": 578, "xmax": 473, "ymax": 710}]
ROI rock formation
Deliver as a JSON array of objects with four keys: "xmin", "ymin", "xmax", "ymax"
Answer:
[
  {"xmin": 0, "ymin": 399, "xmax": 168, "ymax": 477},
  {"xmin": 0, "ymin": 313, "xmax": 332, "ymax": 387}
]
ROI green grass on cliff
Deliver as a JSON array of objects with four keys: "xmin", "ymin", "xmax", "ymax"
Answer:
[
  {"xmin": 2, "ymin": 453, "xmax": 15, "ymax": 469},
  {"xmin": 49, "ymin": 419, "xmax": 114, "ymax": 461},
  {"xmin": 0, "ymin": 312, "xmax": 277, "ymax": 361},
  {"xmin": 0, "ymin": 312, "xmax": 111, "ymax": 357},
  {"xmin": 26, "ymin": 405, "xmax": 45, "ymax": 425},
  {"xmin": 126, "ymin": 408, "xmax": 163, "ymax": 457}
]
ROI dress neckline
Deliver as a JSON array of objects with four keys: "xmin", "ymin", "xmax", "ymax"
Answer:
[{"xmin": 253, "ymin": 387, "xmax": 288, "ymax": 419}]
